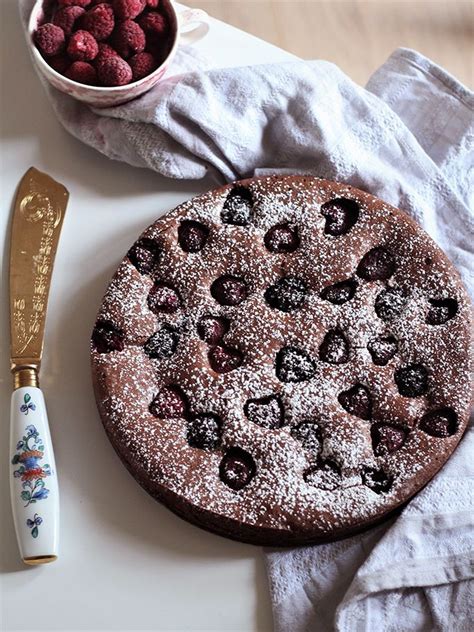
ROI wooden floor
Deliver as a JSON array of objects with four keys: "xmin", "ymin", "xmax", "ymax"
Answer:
[{"xmin": 186, "ymin": 0, "xmax": 474, "ymax": 87}]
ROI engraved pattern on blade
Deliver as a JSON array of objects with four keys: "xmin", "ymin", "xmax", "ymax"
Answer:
[
  {"xmin": 20, "ymin": 190, "xmax": 63, "ymax": 228},
  {"xmin": 10, "ymin": 169, "xmax": 68, "ymax": 367}
]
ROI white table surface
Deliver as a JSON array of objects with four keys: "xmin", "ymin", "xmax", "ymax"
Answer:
[{"xmin": 0, "ymin": 3, "xmax": 298, "ymax": 630}]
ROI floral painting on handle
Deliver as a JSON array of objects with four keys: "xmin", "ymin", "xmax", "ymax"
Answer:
[{"xmin": 11, "ymin": 421, "xmax": 51, "ymax": 509}]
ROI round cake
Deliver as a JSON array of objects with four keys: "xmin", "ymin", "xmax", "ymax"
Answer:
[{"xmin": 91, "ymin": 175, "xmax": 473, "ymax": 546}]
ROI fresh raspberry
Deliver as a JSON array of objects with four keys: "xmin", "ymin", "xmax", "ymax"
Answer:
[
  {"xmin": 95, "ymin": 42, "xmax": 120, "ymax": 64},
  {"xmin": 112, "ymin": 20, "xmax": 145, "ymax": 58},
  {"xmin": 34, "ymin": 23, "xmax": 65, "ymax": 57},
  {"xmin": 97, "ymin": 56, "xmax": 132, "ymax": 86},
  {"xmin": 138, "ymin": 10, "xmax": 167, "ymax": 36},
  {"xmin": 65, "ymin": 61, "xmax": 97, "ymax": 84},
  {"xmin": 112, "ymin": 0, "xmax": 146, "ymax": 20},
  {"xmin": 67, "ymin": 30, "xmax": 99, "ymax": 60},
  {"xmin": 53, "ymin": 6, "xmax": 85, "ymax": 35},
  {"xmin": 48, "ymin": 54, "xmax": 70, "ymax": 74},
  {"xmin": 79, "ymin": 3, "xmax": 115, "ymax": 41},
  {"xmin": 57, "ymin": 0, "xmax": 92, "ymax": 7},
  {"xmin": 129, "ymin": 51, "xmax": 156, "ymax": 80}
]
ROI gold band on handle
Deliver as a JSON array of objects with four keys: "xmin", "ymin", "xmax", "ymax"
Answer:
[
  {"xmin": 13, "ymin": 367, "xmax": 39, "ymax": 390},
  {"xmin": 23, "ymin": 555, "xmax": 57, "ymax": 565}
]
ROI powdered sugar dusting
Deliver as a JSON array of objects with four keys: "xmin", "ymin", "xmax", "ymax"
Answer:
[{"xmin": 91, "ymin": 175, "xmax": 473, "ymax": 544}]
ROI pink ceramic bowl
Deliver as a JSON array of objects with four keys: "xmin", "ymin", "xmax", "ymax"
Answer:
[{"xmin": 28, "ymin": 0, "xmax": 209, "ymax": 108}]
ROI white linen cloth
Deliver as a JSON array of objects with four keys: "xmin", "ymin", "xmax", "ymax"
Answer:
[
  {"xmin": 22, "ymin": 1, "xmax": 473, "ymax": 628},
  {"xmin": 264, "ymin": 52, "xmax": 474, "ymax": 632}
]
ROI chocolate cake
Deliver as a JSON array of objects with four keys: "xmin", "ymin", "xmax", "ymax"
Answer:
[{"xmin": 91, "ymin": 175, "xmax": 473, "ymax": 546}]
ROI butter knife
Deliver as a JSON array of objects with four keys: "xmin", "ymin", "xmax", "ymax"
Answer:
[{"xmin": 9, "ymin": 167, "xmax": 68, "ymax": 565}]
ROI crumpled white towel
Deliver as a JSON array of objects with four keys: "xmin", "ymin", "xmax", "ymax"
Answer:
[
  {"xmin": 22, "ymin": 0, "xmax": 473, "ymax": 629},
  {"xmin": 265, "ymin": 54, "xmax": 474, "ymax": 632}
]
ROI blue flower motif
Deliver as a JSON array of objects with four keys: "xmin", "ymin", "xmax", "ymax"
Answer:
[
  {"xmin": 21, "ymin": 397, "xmax": 36, "ymax": 415},
  {"xmin": 25, "ymin": 424, "xmax": 37, "ymax": 435},
  {"xmin": 26, "ymin": 514, "xmax": 43, "ymax": 538},
  {"xmin": 26, "ymin": 515, "xmax": 43, "ymax": 527},
  {"xmin": 32, "ymin": 487, "xmax": 49, "ymax": 501}
]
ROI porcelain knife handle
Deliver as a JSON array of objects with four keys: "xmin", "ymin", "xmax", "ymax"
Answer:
[{"xmin": 10, "ymin": 386, "xmax": 59, "ymax": 565}]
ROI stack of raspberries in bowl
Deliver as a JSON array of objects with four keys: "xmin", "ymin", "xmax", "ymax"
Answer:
[{"xmin": 34, "ymin": 0, "xmax": 170, "ymax": 87}]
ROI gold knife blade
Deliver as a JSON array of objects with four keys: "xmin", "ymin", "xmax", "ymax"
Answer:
[{"xmin": 9, "ymin": 167, "xmax": 69, "ymax": 386}]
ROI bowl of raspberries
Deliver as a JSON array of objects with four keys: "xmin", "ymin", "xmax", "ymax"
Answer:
[{"xmin": 29, "ymin": 0, "xmax": 209, "ymax": 107}]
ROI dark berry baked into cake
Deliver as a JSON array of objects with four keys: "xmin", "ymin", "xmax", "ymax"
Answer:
[{"xmin": 91, "ymin": 176, "xmax": 473, "ymax": 546}]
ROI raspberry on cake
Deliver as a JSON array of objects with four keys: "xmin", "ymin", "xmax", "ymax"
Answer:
[
  {"xmin": 264, "ymin": 222, "xmax": 300, "ymax": 253},
  {"xmin": 91, "ymin": 175, "xmax": 473, "ymax": 546},
  {"xmin": 197, "ymin": 316, "xmax": 229, "ymax": 345}
]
